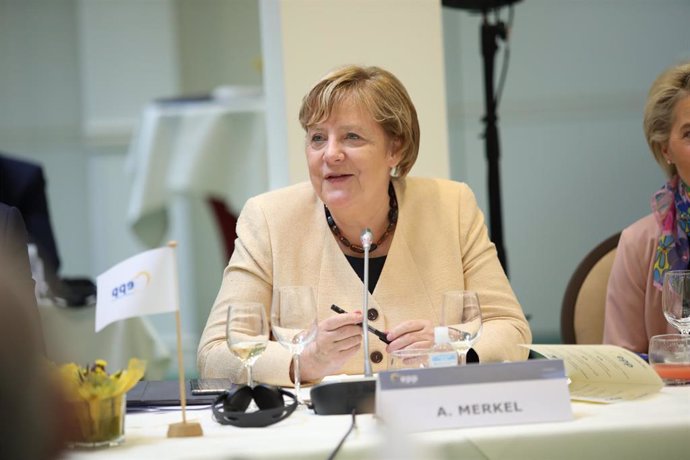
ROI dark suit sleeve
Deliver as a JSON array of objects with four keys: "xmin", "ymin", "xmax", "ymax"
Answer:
[
  {"xmin": 15, "ymin": 166, "xmax": 61, "ymax": 277},
  {"xmin": 0, "ymin": 155, "xmax": 61, "ymax": 280}
]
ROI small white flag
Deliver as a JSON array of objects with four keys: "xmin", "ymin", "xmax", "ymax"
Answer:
[{"xmin": 96, "ymin": 247, "xmax": 178, "ymax": 332}]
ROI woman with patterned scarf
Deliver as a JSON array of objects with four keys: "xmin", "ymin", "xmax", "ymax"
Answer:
[{"xmin": 604, "ymin": 61, "xmax": 690, "ymax": 352}]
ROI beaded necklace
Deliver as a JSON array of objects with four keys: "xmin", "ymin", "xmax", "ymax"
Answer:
[{"xmin": 324, "ymin": 182, "xmax": 398, "ymax": 254}]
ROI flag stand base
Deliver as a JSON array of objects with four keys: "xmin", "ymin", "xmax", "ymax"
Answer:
[{"xmin": 167, "ymin": 421, "xmax": 203, "ymax": 438}]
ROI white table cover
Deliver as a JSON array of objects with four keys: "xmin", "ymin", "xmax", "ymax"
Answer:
[{"xmin": 62, "ymin": 386, "xmax": 690, "ymax": 460}]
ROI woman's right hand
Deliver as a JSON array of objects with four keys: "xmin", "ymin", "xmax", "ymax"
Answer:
[{"xmin": 297, "ymin": 310, "xmax": 363, "ymax": 383}]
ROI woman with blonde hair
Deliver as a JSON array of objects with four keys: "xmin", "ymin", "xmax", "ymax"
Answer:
[
  {"xmin": 198, "ymin": 65, "xmax": 531, "ymax": 386},
  {"xmin": 604, "ymin": 61, "xmax": 690, "ymax": 352}
]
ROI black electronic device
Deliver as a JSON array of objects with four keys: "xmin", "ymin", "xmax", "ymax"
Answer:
[
  {"xmin": 309, "ymin": 379, "xmax": 376, "ymax": 415},
  {"xmin": 212, "ymin": 384, "xmax": 297, "ymax": 428},
  {"xmin": 127, "ymin": 380, "xmax": 218, "ymax": 408},
  {"xmin": 442, "ymin": 0, "xmax": 521, "ymax": 13},
  {"xmin": 190, "ymin": 378, "xmax": 233, "ymax": 395}
]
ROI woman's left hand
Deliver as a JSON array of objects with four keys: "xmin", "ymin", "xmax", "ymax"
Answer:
[{"xmin": 385, "ymin": 319, "xmax": 434, "ymax": 352}]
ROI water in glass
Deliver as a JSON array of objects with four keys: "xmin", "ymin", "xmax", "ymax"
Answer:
[
  {"xmin": 440, "ymin": 290, "xmax": 483, "ymax": 364},
  {"xmin": 227, "ymin": 302, "xmax": 269, "ymax": 387}
]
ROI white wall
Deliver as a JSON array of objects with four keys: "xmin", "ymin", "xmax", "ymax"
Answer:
[
  {"xmin": 78, "ymin": 0, "xmax": 179, "ymax": 141},
  {"xmin": 260, "ymin": 0, "xmax": 450, "ymax": 188},
  {"xmin": 177, "ymin": 0, "xmax": 262, "ymax": 92}
]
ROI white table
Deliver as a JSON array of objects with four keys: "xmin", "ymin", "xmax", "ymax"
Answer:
[
  {"xmin": 63, "ymin": 386, "xmax": 690, "ymax": 459},
  {"xmin": 38, "ymin": 301, "xmax": 171, "ymax": 380}
]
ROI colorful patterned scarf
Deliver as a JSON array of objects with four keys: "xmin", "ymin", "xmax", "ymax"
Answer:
[{"xmin": 652, "ymin": 175, "xmax": 690, "ymax": 289}]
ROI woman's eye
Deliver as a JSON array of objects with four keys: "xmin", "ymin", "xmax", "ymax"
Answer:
[
  {"xmin": 345, "ymin": 132, "xmax": 361, "ymax": 140},
  {"xmin": 310, "ymin": 134, "xmax": 325, "ymax": 144}
]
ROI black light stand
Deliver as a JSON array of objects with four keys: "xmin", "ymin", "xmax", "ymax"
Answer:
[{"xmin": 443, "ymin": 0, "xmax": 521, "ymax": 275}]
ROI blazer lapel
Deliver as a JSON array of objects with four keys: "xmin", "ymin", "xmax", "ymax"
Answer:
[{"xmin": 372, "ymin": 223, "xmax": 441, "ymax": 329}]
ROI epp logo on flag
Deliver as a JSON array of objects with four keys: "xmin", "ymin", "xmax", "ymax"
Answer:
[{"xmin": 111, "ymin": 271, "xmax": 151, "ymax": 299}]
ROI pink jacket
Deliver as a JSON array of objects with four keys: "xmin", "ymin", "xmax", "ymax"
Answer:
[{"xmin": 603, "ymin": 214, "xmax": 676, "ymax": 352}]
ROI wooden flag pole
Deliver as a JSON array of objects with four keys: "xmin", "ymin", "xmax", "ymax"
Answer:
[{"xmin": 166, "ymin": 241, "xmax": 203, "ymax": 438}]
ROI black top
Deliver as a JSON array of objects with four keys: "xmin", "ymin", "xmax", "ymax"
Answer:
[{"xmin": 345, "ymin": 255, "xmax": 386, "ymax": 294}]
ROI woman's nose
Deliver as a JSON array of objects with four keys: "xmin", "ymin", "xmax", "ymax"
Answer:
[{"xmin": 323, "ymin": 140, "xmax": 344, "ymax": 162}]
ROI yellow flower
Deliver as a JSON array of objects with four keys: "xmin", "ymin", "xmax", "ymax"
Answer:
[{"xmin": 59, "ymin": 358, "xmax": 146, "ymax": 402}]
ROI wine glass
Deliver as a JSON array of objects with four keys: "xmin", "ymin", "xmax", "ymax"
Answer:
[
  {"xmin": 440, "ymin": 290, "xmax": 483, "ymax": 364},
  {"xmin": 271, "ymin": 286, "xmax": 318, "ymax": 403},
  {"xmin": 227, "ymin": 302, "xmax": 269, "ymax": 388},
  {"xmin": 662, "ymin": 270, "xmax": 690, "ymax": 335}
]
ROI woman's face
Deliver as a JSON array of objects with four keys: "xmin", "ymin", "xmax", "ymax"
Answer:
[
  {"xmin": 663, "ymin": 95, "xmax": 690, "ymax": 184},
  {"xmin": 305, "ymin": 97, "xmax": 401, "ymax": 213}
]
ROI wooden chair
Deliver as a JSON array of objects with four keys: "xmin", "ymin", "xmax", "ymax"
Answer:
[{"xmin": 561, "ymin": 232, "xmax": 621, "ymax": 344}]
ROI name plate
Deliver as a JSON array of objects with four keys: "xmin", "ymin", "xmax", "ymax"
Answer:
[{"xmin": 376, "ymin": 360, "xmax": 572, "ymax": 432}]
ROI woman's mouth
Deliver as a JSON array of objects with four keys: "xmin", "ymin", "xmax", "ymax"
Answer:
[{"xmin": 326, "ymin": 174, "xmax": 352, "ymax": 183}]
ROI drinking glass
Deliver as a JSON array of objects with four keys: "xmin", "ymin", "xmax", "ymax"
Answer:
[
  {"xmin": 227, "ymin": 302, "xmax": 269, "ymax": 388},
  {"xmin": 271, "ymin": 286, "xmax": 318, "ymax": 403},
  {"xmin": 648, "ymin": 334, "xmax": 690, "ymax": 385},
  {"xmin": 662, "ymin": 270, "xmax": 690, "ymax": 334},
  {"xmin": 440, "ymin": 290, "xmax": 483, "ymax": 364},
  {"xmin": 389, "ymin": 348, "xmax": 432, "ymax": 370}
]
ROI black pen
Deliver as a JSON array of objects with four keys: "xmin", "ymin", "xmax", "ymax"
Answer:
[{"xmin": 331, "ymin": 304, "xmax": 391, "ymax": 345}]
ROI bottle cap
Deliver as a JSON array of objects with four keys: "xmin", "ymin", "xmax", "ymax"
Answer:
[{"xmin": 434, "ymin": 326, "xmax": 451, "ymax": 345}]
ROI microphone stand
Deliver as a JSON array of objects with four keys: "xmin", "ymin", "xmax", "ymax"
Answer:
[
  {"xmin": 442, "ymin": 0, "xmax": 522, "ymax": 275},
  {"xmin": 308, "ymin": 229, "xmax": 377, "ymax": 415},
  {"xmin": 480, "ymin": 11, "xmax": 508, "ymax": 274},
  {"xmin": 361, "ymin": 228, "xmax": 373, "ymax": 377}
]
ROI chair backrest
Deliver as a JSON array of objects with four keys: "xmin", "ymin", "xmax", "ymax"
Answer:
[
  {"xmin": 561, "ymin": 232, "xmax": 621, "ymax": 344},
  {"xmin": 208, "ymin": 196, "xmax": 238, "ymax": 261}
]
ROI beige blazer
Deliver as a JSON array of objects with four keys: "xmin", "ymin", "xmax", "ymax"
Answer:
[
  {"xmin": 198, "ymin": 177, "xmax": 532, "ymax": 386},
  {"xmin": 604, "ymin": 214, "xmax": 676, "ymax": 352}
]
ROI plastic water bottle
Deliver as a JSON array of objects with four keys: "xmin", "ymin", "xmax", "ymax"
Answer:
[{"xmin": 429, "ymin": 326, "xmax": 458, "ymax": 368}]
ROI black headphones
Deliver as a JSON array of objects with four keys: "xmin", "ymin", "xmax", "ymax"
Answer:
[{"xmin": 212, "ymin": 384, "xmax": 298, "ymax": 428}]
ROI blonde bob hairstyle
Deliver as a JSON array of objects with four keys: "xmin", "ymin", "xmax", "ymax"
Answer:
[
  {"xmin": 298, "ymin": 65, "xmax": 420, "ymax": 178},
  {"xmin": 644, "ymin": 61, "xmax": 690, "ymax": 178}
]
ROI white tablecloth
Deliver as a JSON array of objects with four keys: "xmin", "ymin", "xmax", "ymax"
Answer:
[
  {"xmin": 63, "ymin": 386, "xmax": 690, "ymax": 460},
  {"xmin": 38, "ymin": 301, "xmax": 171, "ymax": 380}
]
